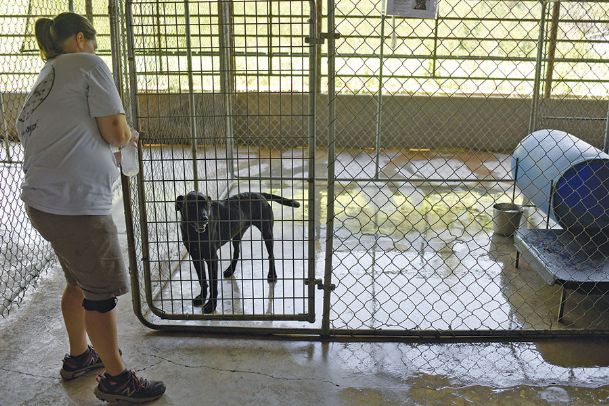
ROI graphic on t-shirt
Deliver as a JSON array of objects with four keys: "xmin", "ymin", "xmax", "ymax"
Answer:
[{"xmin": 18, "ymin": 67, "xmax": 55, "ymax": 124}]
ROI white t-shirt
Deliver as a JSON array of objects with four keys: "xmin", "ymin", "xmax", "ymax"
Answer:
[{"xmin": 16, "ymin": 53, "xmax": 125, "ymax": 215}]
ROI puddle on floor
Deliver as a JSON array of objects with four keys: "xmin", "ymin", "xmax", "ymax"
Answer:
[{"xmin": 329, "ymin": 340, "xmax": 609, "ymax": 405}]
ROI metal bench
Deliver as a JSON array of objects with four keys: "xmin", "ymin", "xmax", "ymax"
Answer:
[{"xmin": 514, "ymin": 228, "xmax": 609, "ymax": 323}]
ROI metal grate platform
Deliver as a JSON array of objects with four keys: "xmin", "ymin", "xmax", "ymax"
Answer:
[{"xmin": 514, "ymin": 228, "xmax": 609, "ymax": 322}]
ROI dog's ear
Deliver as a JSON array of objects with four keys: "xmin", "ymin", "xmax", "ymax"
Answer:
[{"xmin": 175, "ymin": 195, "xmax": 184, "ymax": 211}]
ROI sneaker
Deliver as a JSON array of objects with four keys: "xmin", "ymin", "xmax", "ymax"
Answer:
[
  {"xmin": 60, "ymin": 345, "xmax": 104, "ymax": 380},
  {"xmin": 94, "ymin": 370, "xmax": 166, "ymax": 403}
]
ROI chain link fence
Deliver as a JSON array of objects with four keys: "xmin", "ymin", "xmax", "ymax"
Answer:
[
  {"xmin": 325, "ymin": 0, "xmax": 609, "ymax": 334},
  {"xmin": 537, "ymin": 1, "xmax": 609, "ymax": 142},
  {"xmin": 115, "ymin": 0, "xmax": 609, "ymax": 336},
  {"xmin": 0, "ymin": 0, "xmax": 114, "ymax": 316},
  {"xmin": 4, "ymin": 0, "xmax": 609, "ymax": 337}
]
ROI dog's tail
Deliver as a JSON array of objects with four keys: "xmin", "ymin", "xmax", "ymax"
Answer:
[{"xmin": 260, "ymin": 193, "xmax": 300, "ymax": 208}]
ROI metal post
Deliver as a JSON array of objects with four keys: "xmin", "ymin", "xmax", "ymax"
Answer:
[
  {"xmin": 109, "ymin": 0, "xmax": 142, "ymax": 318},
  {"xmin": 603, "ymin": 100, "xmax": 609, "ymax": 153},
  {"xmin": 374, "ymin": 14, "xmax": 386, "ymax": 180},
  {"xmin": 108, "ymin": 0, "xmax": 122, "ymax": 93},
  {"xmin": 543, "ymin": 1, "xmax": 560, "ymax": 99},
  {"xmin": 431, "ymin": 12, "xmax": 440, "ymax": 78},
  {"xmin": 125, "ymin": 0, "xmax": 140, "ymax": 123},
  {"xmin": 370, "ymin": 209, "xmax": 381, "ymax": 327},
  {"xmin": 316, "ymin": 0, "xmax": 323, "ymax": 94},
  {"xmin": 321, "ymin": 0, "xmax": 337, "ymax": 336},
  {"xmin": 155, "ymin": 1, "xmax": 164, "ymax": 73},
  {"xmin": 0, "ymin": 93, "xmax": 11, "ymax": 162},
  {"xmin": 268, "ymin": 0, "xmax": 274, "ymax": 78},
  {"xmin": 557, "ymin": 286, "xmax": 568, "ymax": 323},
  {"xmin": 184, "ymin": 0, "xmax": 200, "ymax": 191},
  {"xmin": 119, "ymin": 1, "xmax": 134, "ymax": 121},
  {"xmin": 546, "ymin": 179, "xmax": 554, "ymax": 229},
  {"xmin": 219, "ymin": 0, "xmax": 235, "ymax": 179},
  {"xmin": 125, "ymin": 0, "xmax": 154, "ymax": 310},
  {"xmin": 109, "ymin": 0, "xmax": 129, "ymax": 119},
  {"xmin": 85, "ymin": 0, "xmax": 94, "ymax": 23},
  {"xmin": 529, "ymin": 0, "xmax": 548, "ymax": 134},
  {"xmin": 511, "ymin": 158, "xmax": 519, "ymax": 204},
  {"xmin": 307, "ymin": 0, "xmax": 318, "ymax": 324},
  {"xmin": 68, "ymin": 0, "xmax": 74, "ymax": 12}
]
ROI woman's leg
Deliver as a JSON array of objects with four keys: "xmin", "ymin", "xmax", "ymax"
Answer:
[
  {"xmin": 61, "ymin": 284, "xmax": 88, "ymax": 356},
  {"xmin": 84, "ymin": 308, "xmax": 125, "ymax": 376},
  {"xmin": 62, "ymin": 284, "xmax": 124, "ymax": 376}
]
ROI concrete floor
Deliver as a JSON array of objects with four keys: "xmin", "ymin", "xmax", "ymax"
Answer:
[
  {"xmin": 2, "ymin": 229, "xmax": 609, "ymax": 405},
  {"xmin": 3, "ymin": 162, "xmax": 609, "ymax": 404}
]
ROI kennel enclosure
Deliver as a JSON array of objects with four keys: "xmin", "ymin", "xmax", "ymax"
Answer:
[{"xmin": 2, "ymin": 0, "xmax": 609, "ymax": 338}]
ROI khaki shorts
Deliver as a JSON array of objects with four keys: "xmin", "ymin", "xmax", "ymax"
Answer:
[{"xmin": 26, "ymin": 205, "xmax": 129, "ymax": 300}]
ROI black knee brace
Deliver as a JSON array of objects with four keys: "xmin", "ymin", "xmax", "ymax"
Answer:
[{"xmin": 82, "ymin": 297, "xmax": 117, "ymax": 313}]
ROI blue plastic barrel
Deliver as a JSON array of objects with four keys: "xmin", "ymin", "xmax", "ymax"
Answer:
[{"xmin": 511, "ymin": 129, "xmax": 609, "ymax": 232}]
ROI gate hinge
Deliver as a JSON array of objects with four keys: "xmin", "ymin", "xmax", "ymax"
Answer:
[
  {"xmin": 305, "ymin": 32, "xmax": 341, "ymax": 45},
  {"xmin": 305, "ymin": 278, "xmax": 335, "ymax": 291}
]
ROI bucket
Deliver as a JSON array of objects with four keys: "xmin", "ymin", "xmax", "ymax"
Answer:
[{"xmin": 492, "ymin": 203, "xmax": 524, "ymax": 237}]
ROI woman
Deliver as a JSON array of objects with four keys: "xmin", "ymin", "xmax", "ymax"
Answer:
[{"xmin": 17, "ymin": 12, "xmax": 165, "ymax": 403}]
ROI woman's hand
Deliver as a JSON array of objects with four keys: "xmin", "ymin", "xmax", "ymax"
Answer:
[
  {"xmin": 114, "ymin": 128, "xmax": 139, "ymax": 167},
  {"xmin": 128, "ymin": 127, "xmax": 139, "ymax": 147}
]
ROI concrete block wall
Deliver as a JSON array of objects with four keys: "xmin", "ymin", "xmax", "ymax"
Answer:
[{"xmin": 3, "ymin": 92, "xmax": 607, "ymax": 153}]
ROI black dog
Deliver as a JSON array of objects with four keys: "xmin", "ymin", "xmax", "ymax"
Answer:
[{"xmin": 175, "ymin": 191, "xmax": 300, "ymax": 313}]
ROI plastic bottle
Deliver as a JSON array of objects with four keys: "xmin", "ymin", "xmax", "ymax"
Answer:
[{"xmin": 121, "ymin": 128, "xmax": 139, "ymax": 177}]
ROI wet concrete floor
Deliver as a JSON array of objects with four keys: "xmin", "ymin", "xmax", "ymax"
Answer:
[{"xmin": 3, "ymin": 221, "xmax": 609, "ymax": 405}]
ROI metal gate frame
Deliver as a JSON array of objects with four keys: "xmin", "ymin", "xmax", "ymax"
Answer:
[
  {"xmin": 111, "ymin": 0, "xmax": 609, "ymax": 339},
  {"xmin": 116, "ymin": 0, "xmax": 320, "ymax": 330}
]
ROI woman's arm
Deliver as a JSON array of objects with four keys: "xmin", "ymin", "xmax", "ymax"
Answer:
[{"xmin": 96, "ymin": 113, "xmax": 131, "ymax": 147}]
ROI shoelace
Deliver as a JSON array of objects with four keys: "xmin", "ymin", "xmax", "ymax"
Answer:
[
  {"xmin": 126, "ymin": 372, "xmax": 148, "ymax": 391},
  {"xmin": 96, "ymin": 371, "xmax": 148, "ymax": 392}
]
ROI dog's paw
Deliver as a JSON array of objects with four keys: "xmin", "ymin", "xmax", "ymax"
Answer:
[
  {"xmin": 192, "ymin": 294, "xmax": 204, "ymax": 306},
  {"xmin": 203, "ymin": 300, "xmax": 217, "ymax": 314}
]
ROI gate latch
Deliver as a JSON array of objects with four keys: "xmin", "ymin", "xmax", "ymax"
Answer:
[
  {"xmin": 305, "ymin": 278, "xmax": 335, "ymax": 291},
  {"xmin": 305, "ymin": 32, "xmax": 341, "ymax": 45}
]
